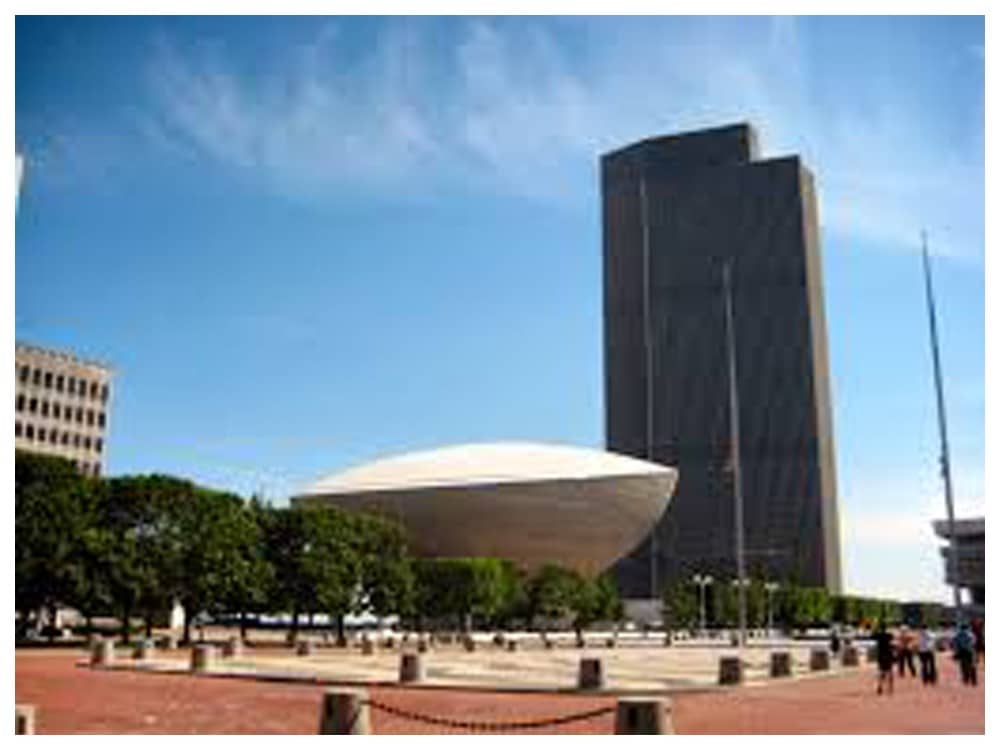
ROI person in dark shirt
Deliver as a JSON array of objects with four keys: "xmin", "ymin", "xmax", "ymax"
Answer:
[
  {"xmin": 953, "ymin": 623, "xmax": 978, "ymax": 686},
  {"xmin": 874, "ymin": 623, "xmax": 895, "ymax": 695}
]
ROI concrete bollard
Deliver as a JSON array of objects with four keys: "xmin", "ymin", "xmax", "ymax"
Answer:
[
  {"xmin": 15, "ymin": 705, "xmax": 36, "ymax": 735},
  {"xmin": 506, "ymin": 640, "xmax": 518, "ymax": 652},
  {"xmin": 132, "ymin": 639, "xmax": 155, "ymax": 660},
  {"xmin": 809, "ymin": 648, "xmax": 830, "ymax": 671},
  {"xmin": 190, "ymin": 644, "xmax": 216, "ymax": 672},
  {"xmin": 841, "ymin": 645, "xmax": 859, "ymax": 667},
  {"xmin": 577, "ymin": 657, "xmax": 605, "ymax": 690},
  {"xmin": 718, "ymin": 656, "xmax": 743, "ymax": 685},
  {"xmin": 90, "ymin": 638, "xmax": 115, "ymax": 667},
  {"xmin": 296, "ymin": 639, "xmax": 316, "ymax": 657},
  {"xmin": 318, "ymin": 688, "xmax": 371, "ymax": 734},
  {"xmin": 399, "ymin": 652, "xmax": 425, "ymax": 684},
  {"xmin": 615, "ymin": 697, "xmax": 673, "ymax": 734},
  {"xmin": 770, "ymin": 651, "xmax": 792, "ymax": 678}
]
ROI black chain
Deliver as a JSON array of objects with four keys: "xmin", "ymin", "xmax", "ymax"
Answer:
[{"xmin": 363, "ymin": 698, "xmax": 615, "ymax": 731}]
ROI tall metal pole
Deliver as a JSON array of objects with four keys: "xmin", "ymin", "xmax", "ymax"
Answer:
[
  {"xmin": 698, "ymin": 581, "xmax": 706, "ymax": 633},
  {"xmin": 920, "ymin": 231, "xmax": 963, "ymax": 622},
  {"xmin": 722, "ymin": 260, "xmax": 748, "ymax": 648},
  {"xmin": 639, "ymin": 172, "xmax": 658, "ymax": 601},
  {"xmin": 764, "ymin": 582, "xmax": 778, "ymax": 636},
  {"xmin": 693, "ymin": 575, "xmax": 712, "ymax": 634}
]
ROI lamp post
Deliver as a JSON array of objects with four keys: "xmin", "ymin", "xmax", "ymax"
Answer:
[
  {"xmin": 764, "ymin": 582, "xmax": 779, "ymax": 637},
  {"xmin": 692, "ymin": 575, "xmax": 713, "ymax": 636},
  {"xmin": 722, "ymin": 261, "xmax": 748, "ymax": 649},
  {"xmin": 731, "ymin": 578, "xmax": 751, "ymax": 645}
]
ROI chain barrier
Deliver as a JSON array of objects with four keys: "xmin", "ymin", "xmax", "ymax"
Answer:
[{"xmin": 363, "ymin": 697, "xmax": 615, "ymax": 732}]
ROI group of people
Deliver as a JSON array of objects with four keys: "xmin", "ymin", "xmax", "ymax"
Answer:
[{"xmin": 872, "ymin": 620, "xmax": 984, "ymax": 695}]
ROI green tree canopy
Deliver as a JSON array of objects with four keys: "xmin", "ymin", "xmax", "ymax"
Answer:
[{"xmin": 15, "ymin": 451, "xmax": 100, "ymax": 638}]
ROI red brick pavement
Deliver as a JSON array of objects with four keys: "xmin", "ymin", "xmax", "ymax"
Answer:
[
  {"xmin": 674, "ymin": 657, "xmax": 985, "ymax": 734},
  {"xmin": 15, "ymin": 649, "xmax": 984, "ymax": 734}
]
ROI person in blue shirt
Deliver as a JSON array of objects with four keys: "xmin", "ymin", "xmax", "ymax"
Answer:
[{"xmin": 953, "ymin": 622, "xmax": 978, "ymax": 686}]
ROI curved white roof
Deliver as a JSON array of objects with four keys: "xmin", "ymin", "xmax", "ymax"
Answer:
[{"xmin": 299, "ymin": 442, "xmax": 675, "ymax": 496}]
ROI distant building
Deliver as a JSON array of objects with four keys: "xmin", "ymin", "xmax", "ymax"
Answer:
[
  {"xmin": 602, "ymin": 123, "xmax": 842, "ymax": 597},
  {"xmin": 15, "ymin": 342, "xmax": 114, "ymax": 477},
  {"xmin": 932, "ymin": 517, "xmax": 984, "ymax": 619}
]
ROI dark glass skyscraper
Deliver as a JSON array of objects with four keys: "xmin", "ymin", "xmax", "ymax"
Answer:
[{"xmin": 602, "ymin": 123, "xmax": 842, "ymax": 597}]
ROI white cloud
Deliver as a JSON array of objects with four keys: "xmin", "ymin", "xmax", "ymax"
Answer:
[
  {"xmin": 141, "ymin": 18, "xmax": 983, "ymax": 260},
  {"xmin": 838, "ymin": 466, "xmax": 984, "ymax": 601}
]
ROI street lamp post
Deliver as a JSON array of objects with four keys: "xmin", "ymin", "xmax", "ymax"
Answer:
[
  {"xmin": 722, "ymin": 261, "xmax": 748, "ymax": 649},
  {"xmin": 764, "ymin": 582, "xmax": 779, "ymax": 637},
  {"xmin": 731, "ymin": 578, "xmax": 751, "ymax": 644},
  {"xmin": 692, "ymin": 574, "xmax": 713, "ymax": 636}
]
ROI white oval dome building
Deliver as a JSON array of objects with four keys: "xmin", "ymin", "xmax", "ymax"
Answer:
[{"xmin": 292, "ymin": 442, "xmax": 677, "ymax": 575}]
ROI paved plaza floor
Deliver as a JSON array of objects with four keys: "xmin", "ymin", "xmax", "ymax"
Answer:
[
  {"xmin": 105, "ymin": 633, "xmax": 855, "ymax": 692},
  {"xmin": 15, "ymin": 642, "xmax": 985, "ymax": 733}
]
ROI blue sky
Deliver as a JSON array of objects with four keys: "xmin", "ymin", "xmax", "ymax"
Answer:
[{"xmin": 15, "ymin": 16, "xmax": 984, "ymax": 601}]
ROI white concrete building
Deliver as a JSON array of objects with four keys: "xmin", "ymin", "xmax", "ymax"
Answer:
[
  {"xmin": 15, "ymin": 342, "xmax": 114, "ymax": 476},
  {"xmin": 294, "ymin": 442, "xmax": 678, "ymax": 576}
]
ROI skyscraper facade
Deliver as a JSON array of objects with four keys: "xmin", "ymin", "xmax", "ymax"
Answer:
[{"xmin": 602, "ymin": 123, "xmax": 842, "ymax": 597}]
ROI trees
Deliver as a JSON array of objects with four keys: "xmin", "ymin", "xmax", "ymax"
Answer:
[
  {"xmin": 262, "ymin": 505, "xmax": 388, "ymax": 643},
  {"xmin": 353, "ymin": 511, "xmax": 413, "ymax": 625},
  {"xmin": 162, "ymin": 485, "xmax": 263, "ymax": 643},
  {"xmin": 101, "ymin": 475, "xmax": 189, "ymax": 642},
  {"xmin": 494, "ymin": 561, "xmax": 529, "ymax": 629},
  {"xmin": 413, "ymin": 558, "xmax": 509, "ymax": 632},
  {"xmin": 525, "ymin": 563, "xmax": 579, "ymax": 629},
  {"xmin": 661, "ymin": 580, "xmax": 698, "ymax": 631},
  {"xmin": 570, "ymin": 573, "xmax": 622, "ymax": 638},
  {"xmin": 15, "ymin": 451, "xmax": 100, "ymax": 639}
]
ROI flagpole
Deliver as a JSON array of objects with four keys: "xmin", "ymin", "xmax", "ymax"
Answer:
[
  {"xmin": 723, "ymin": 260, "xmax": 748, "ymax": 648},
  {"xmin": 920, "ymin": 231, "xmax": 963, "ymax": 622},
  {"xmin": 639, "ymin": 172, "xmax": 659, "ymax": 601}
]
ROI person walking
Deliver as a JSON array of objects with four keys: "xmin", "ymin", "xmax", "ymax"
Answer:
[
  {"xmin": 971, "ymin": 618, "xmax": 985, "ymax": 665},
  {"xmin": 830, "ymin": 626, "xmax": 841, "ymax": 655},
  {"xmin": 917, "ymin": 625, "xmax": 937, "ymax": 685},
  {"xmin": 896, "ymin": 625, "xmax": 917, "ymax": 677},
  {"xmin": 953, "ymin": 623, "xmax": 978, "ymax": 686},
  {"xmin": 874, "ymin": 623, "xmax": 895, "ymax": 696}
]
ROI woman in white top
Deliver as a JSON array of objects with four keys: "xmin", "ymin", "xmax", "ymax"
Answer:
[{"xmin": 917, "ymin": 626, "xmax": 937, "ymax": 685}]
